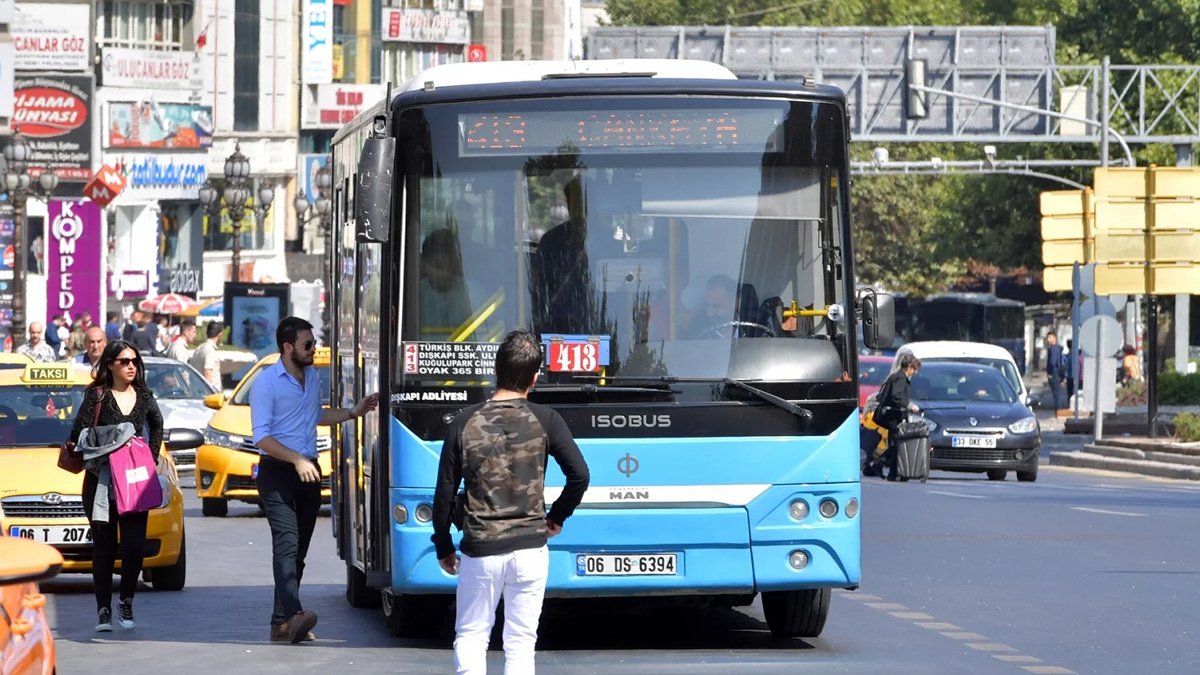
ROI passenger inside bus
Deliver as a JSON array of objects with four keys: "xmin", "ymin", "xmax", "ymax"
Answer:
[
  {"xmin": 531, "ymin": 178, "xmax": 597, "ymax": 334},
  {"xmin": 419, "ymin": 228, "xmax": 476, "ymax": 339}
]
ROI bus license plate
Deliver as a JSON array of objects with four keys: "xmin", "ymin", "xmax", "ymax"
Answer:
[
  {"xmin": 952, "ymin": 436, "xmax": 997, "ymax": 448},
  {"xmin": 577, "ymin": 553, "xmax": 677, "ymax": 576},
  {"xmin": 9, "ymin": 525, "xmax": 92, "ymax": 544}
]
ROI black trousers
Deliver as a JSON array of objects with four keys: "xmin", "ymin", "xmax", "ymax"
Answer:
[
  {"xmin": 83, "ymin": 475, "xmax": 148, "ymax": 610},
  {"xmin": 256, "ymin": 455, "xmax": 322, "ymax": 625}
]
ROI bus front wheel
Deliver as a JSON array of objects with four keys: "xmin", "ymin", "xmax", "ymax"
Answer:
[
  {"xmin": 762, "ymin": 588, "xmax": 830, "ymax": 638},
  {"xmin": 381, "ymin": 590, "xmax": 450, "ymax": 637}
]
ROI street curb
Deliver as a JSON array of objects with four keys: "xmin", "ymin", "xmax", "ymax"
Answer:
[{"xmin": 1048, "ymin": 451, "xmax": 1200, "ymax": 481}]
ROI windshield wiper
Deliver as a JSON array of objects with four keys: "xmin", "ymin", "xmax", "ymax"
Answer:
[
  {"xmin": 534, "ymin": 383, "xmax": 677, "ymax": 396},
  {"xmin": 722, "ymin": 378, "xmax": 813, "ymax": 425}
]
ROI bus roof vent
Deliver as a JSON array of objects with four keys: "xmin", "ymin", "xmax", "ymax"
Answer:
[{"xmin": 405, "ymin": 59, "xmax": 737, "ymax": 92}]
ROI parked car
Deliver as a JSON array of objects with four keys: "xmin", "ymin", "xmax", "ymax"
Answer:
[
  {"xmin": 910, "ymin": 362, "xmax": 1040, "ymax": 482},
  {"xmin": 195, "ymin": 348, "xmax": 333, "ymax": 517},
  {"xmin": 0, "ymin": 362, "xmax": 202, "ymax": 589},
  {"xmin": 142, "ymin": 356, "xmax": 220, "ymax": 471},
  {"xmin": 858, "ymin": 355, "xmax": 893, "ymax": 409},
  {"xmin": 0, "ymin": 535, "xmax": 61, "ymax": 675},
  {"xmin": 891, "ymin": 341, "xmax": 1032, "ymax": 407}
]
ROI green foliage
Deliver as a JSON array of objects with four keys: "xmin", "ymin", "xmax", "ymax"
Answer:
[
  {"xmin": 1116, "ymin": 379, "xmax": 1147, "ymax": 407},
  {"xmin": 1157, "ymin": 372, "xmax": 1200, "ymax": 405},
  {"xmin": 1172, "ymin": 411, "xmax": 1200, "ymax": 442}
]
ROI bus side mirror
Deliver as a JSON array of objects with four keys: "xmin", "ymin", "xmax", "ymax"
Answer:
[
  {"xmin": 861, "ymin": 291, "xmax": 896, "ymax": 351},
  {"xmin": 356, "ymin": 135, "xmax": 395, "ymax": 243}
]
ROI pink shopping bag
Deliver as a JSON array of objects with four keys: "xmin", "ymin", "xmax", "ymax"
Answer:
[{"xmin": 109, "ymin": 436, "xmax": 163, "ymax": 515}]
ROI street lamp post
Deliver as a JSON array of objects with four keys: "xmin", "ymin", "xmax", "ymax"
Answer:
[
  {"xmin": 197, "ymin": 143, "xmax": 270, "ymax": 284},
  {"xmin": 1, "ymin": 133, "xmax": 59, "ymax": 351},
  {"xmin": 295, "ymin": 160, "xmax": 333, "ymax": 342}
]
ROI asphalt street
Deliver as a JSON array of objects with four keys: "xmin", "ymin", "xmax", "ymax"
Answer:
[{"xmin": 41, "ymin": 460, "xmax": 1200, "ymax": 674}]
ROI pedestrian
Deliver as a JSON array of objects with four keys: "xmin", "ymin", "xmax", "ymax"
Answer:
[
  {"xmin": 874, "ymin": 353, "xmax": 922, "ymax": 482},
  {"xmin": 154, "ymin": 316, "xmax": 171, "ymax": 355},
  {"xmin": 1121, "ymin": 345, "xmax": 1143, "ymax": 385},
  {"xmin": 74, "ymin": 327, "xmax": 108, "ymax": 370},
  {"xmin": 167, "ymin": 319, "xmax": 197, "ymax": 363},
  {"xmin": 432, "ymin": 329, "xmax": 590, "ymax": 675},
  {"xmin": 105, "ymin": 312, "xmax": 122, "ymax": 341},
  {"xmin": 68, "ymin": 340, "xmax": 163, "ymax": 632},
  {"xmin": 45, "ymin": 315, "xmax": 64, "ymax": 356},
  {"xmin": 17, "ymin": 321, "xmax": 58, "ymax": 362},
  {"xmin": 190, "ymin": 321, "xmax": 224, "ymax": 390},
  {"xmin": 128, "ymin": 312, "xmax": 159, "ymax": 355},
  {"xmin": 66, "ymin": 320, "xmax": 87, "ymax": 359},
  {"xmin": 1045, "ymin": 331, "xmax": 1066, "ymax": 410},
  {"xmin": 250, "ymin": 316, "xmax": 379, "ymax": 644}
]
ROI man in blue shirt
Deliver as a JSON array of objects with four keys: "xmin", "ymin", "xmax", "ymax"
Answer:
[
  {"xmin": 250, "ymin": 316, "xmax": 379, "ymax": 644},
  {"xmin": 1045, "ymin": 331, "xmax": 1066, "ymax": 410}
]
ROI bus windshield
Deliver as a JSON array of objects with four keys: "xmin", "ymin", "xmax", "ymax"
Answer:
[{"xmin": 401, "ymin": 96, "xmax": 851, "ymax": 383}]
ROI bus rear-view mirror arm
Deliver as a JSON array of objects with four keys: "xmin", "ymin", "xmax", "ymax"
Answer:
[{"xmin": 858, "ymin": 288, "xmax": 896, "ymax": 351}]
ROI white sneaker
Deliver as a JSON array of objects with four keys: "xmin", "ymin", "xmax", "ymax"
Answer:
[
  {"xmin": 96, "ymin": 607, "xmax": 113, "ymax": 632},
  {"xmin": 117, "ymin": 599, "xmax": 135, "ymax": 629}
]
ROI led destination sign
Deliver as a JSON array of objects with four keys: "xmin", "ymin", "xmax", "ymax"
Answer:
[{"xmin": 459, "ymin": 107, "xmax": 784, "ymax": 155}]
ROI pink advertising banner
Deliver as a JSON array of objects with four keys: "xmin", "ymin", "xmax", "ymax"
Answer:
[{"xmin": 47, "ymin": 200, "xmax": 103, "ymax": 325}]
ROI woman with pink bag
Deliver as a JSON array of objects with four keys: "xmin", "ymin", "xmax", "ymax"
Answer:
[{"xmin": 68, "ymin": 340, "xmax": 163, "ymax": 633}]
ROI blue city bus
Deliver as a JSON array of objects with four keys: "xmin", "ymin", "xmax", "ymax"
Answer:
[
  {"xmin": 910, "ymin": 293, "xmax": 1026, "ymax": 373},
  {"xmin": 326, "ymin": 60, "xmax": 894, "ymax": 639}
]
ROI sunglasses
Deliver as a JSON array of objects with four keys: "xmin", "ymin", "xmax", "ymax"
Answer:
[
  {"xmin": 296, "ymin": 340, "xmax": 315, "ymax": 351},
  {"xmin": 113, "ymin": 357, "xmax": 141, "ymax": 367}
]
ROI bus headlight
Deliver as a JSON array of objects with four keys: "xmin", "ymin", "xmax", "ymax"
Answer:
[
  {"xmin": 1008, "ymin": 417, "xmax": 1038, "ymax": 434},
  {"xmin": 788, "ymin": 550, "xmax": 810, "ymax": 570},
  {"xmin": 818, "ymin": 498, "xmax": 839, "ymax": 518},
  {"xmin": 414, "ymin": 504, "xmax": 433, "ymax": 523},
  {"xmin": 845, "ymin": 498, "xmax": 859, "ymax": 519},
  {"xmin": 789, "ymin": 499, "xmax": 810, "ymax": 520},
  {"xmin": 393, "ymin": 504, "xmax": 408, "ymax": 524}
]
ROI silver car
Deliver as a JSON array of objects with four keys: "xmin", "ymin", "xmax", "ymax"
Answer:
[{"xmin": 142, "ymin": 356, "xmax": 219, "ymax": 471}]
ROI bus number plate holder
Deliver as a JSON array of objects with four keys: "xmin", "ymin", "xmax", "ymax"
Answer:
[{"xmin": 576, "ymin": 553, "xmax": 677, "ymax": 576}]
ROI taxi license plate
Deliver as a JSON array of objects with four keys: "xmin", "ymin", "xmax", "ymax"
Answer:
[
  {"xmin": 952, "ymin": 436, "xmax": 997, "ymax": 448},
  {"xmin": 577, "ymin": 553, "xmax": 677, "ymax": 576},
  {"xmin": 9, "ymin": 525, "xmax": 92, "ymax": 544}
]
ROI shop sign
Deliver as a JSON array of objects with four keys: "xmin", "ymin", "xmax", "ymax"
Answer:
[
  {"xmin": 106, "ymin": 100, "xmax": 214, "ymax": 149},
  {"xmin": 381, "ymin": 8, "xmax": 470, "ymax": 45},
  {"xmin": 12, "ymin": 3, "xmax": 90, "ymax": 71},
  {"xmin": 101, "ymin": 47, "xmax": 206, "ymax": 90},
  {"xmin": 165, "ymin": 267, "xmax": 203, "ymax": 295},
  {"xmin": 109, "ymin": 154, "xmax": 208, "ymax": 201},
  {"xmin": 47, "ymin": 201, "xmax": 103, "ymax": 326},
  {"xmin": 302, "ymin": 84, "xmax": 386, "ymax": 129},
  {"xmin": 303, "ymin": 0, "xmax": 333, "ymax": 84},
  {"xmin": 109, "ymin": 270, "xmax": 150, "ymax": 299},
  {"xmin": 13, "ymin": 74, "xmax": 94, "ymax": 182}
]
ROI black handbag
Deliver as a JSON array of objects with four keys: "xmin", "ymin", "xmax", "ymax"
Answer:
[{"xmin": 871, "ymin": 378, "xmax": 898, "ymax": 427}]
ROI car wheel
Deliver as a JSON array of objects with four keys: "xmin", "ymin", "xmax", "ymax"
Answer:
[
  {"xmin": 1017, "ymin": 467, "xmax": 1038, "ymax": 482},
  {"xmin": 986, "ymin": 469, "xmax": 1008, "ymax": 481},
  {"xmin": 761, "ymin": 588, "xmax": 830, "ymax": 638},
  {"xmin": 201, "ymin": 497, "xmax": 228, "ymax": 517},
  {"xmin": 151, "ymin": 532, "xmax": 186, "ymax": 591}
]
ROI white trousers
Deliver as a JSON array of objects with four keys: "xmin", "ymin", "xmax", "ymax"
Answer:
[{"xmin": 454, "ymin": 545, "xmax": 550, "ymax": 675}]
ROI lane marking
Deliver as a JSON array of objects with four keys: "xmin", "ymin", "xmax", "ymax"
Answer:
[
  {"xmin": 838, "ymin": 593, "xmax": 882, "ymax": 601},
  {"xmin": 1070, "ymin": 507, "xmax": 1147, "ymax": 517},
  {"xmin": 1021, "ymin": 667, "xmax": 1076, "ymax": 674},
  {"xmin": 915, "ymin": 622, "xmax": 960, "ymax": 630},
  {"xmin": 967, "ymin": 643, "xmax": 1018, "ymax": 652},
  {"xmin": 889, "ymin": 611, "xmax": 933, "ymax": 620},
  {"xmin": 995, "ymin": 655, "xmax": 1042, "ymax": 663},
  {"xmin": 928, "ymin": 490, "xmax": 988, "ymax": 499},
  {"xmin": 864, "ymin": 602, "xmax": 907, "ymax": 610},
  {"xmin": 942, "ymin": 631, "xmax": 987, "ymax": 640}
]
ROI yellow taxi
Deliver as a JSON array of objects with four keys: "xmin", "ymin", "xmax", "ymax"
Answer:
[
  {"xmin": 0, "ymin": 535, "xmax": 61, "ymax": 675},
  {"xmin": 0, "ymin": 363, "xmax": 198, "ymax": 590},
  {"xmin": 196, "ymin": 348, "xmax": 333, "ymax": 517},
  {"xmin": 0, "ymin": 353, "xmax": 33, "ymax": 371}
]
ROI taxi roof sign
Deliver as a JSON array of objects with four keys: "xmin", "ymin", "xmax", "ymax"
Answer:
[{"xmin": 22, "ymin": 363, "xmax": 73, "ymax": 384}]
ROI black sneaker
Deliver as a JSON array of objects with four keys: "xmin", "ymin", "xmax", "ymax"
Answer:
[
  {"xmin": 96, "ymin": 607, "xmax": 113, "ymax": 632},
  {"xmin": 117, "ymin": 598, "xmax": 135, "ymax": 629}
]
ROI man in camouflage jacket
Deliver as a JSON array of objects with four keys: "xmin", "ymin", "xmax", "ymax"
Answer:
[{"xmin": 432, "ymin": 329, "xmax": 590, "ymax": 675}]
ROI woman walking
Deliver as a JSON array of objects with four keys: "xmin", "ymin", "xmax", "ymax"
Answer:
[
  {"xmin": 874, "ymin": 353, "xmax": 922, "ymax": 482},
  {"xmin": 69, "ymin": 340, "xmax": 163, "ymax": 632}
]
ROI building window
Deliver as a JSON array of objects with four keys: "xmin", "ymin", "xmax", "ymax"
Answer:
[
  {"xmin": 100, "ymin": 0, "xmax": 192, "ymax": 50},
  {"xmin": 530, "ymin": 0, "xmax": 544, "ymax": 60},
  {"xmin": 233, "ymin": 0, "xmax": 259, "ymax": 131},
  {"xmin": 501, "ymin": 0, "xmax": 514, "ymax": 60}
]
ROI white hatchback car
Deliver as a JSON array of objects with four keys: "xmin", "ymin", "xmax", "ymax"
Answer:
[{"xmin": 890, "ymin": 341, "xmax": 1032, "ymax": 407}]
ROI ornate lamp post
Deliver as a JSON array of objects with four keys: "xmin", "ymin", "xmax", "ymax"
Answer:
[
  {"xmin": 294, "ymin": 160, "xmax": 333, "ymax": 342},
  {"xmin": 1, "ymin": 133, "xmax": 59, "ymax": 351},
  {"xmin": 197, "ymin": 143, "xmax": 271, "ymax": 284}
]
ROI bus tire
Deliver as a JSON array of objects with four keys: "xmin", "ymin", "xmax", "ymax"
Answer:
[
  {"xmin": 762, "ymin": 588, "xmax": 830, "ymax": 638},
  {"xmin": 346, "ymin": 563, "xmax": 380, "ymax": 609},
  {"xmin": 381, "ymin": 590, "xmax": 449, "ymax": 637},
  {"xmin": 201, "ymin": 498, "xmax": 228, "ymax": 517},
  {"xmin": 986, "ymin": 469, "xmax": 1008, "ymax": 481},
  {"xmin": 1017, "ymin": 467, "xmax": 1038, "ymax": 482}
]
